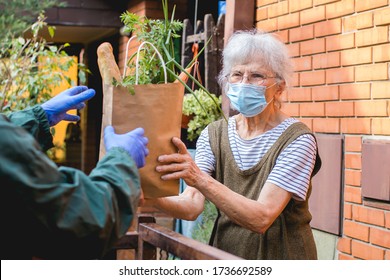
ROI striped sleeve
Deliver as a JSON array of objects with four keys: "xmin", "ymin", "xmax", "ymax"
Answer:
[
  {"xmin": 266, "ymin": 134, "xmax": 317, "ymax": 201},
  {"xmin": 194, "ymin": 127, "xmax": 215, "ymax": 175}
]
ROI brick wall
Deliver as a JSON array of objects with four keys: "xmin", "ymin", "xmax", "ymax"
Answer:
[{"xmin": 256, "ymin": 0, "xmax": 390, "ymax": 260}]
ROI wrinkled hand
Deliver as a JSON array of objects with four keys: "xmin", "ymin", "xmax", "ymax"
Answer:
[
  {"xmin": 104, "ymin": 126, "xmax": 149, "ymax": 168},
  {"xmin": 41, "ymin": 86, "xmax": 96, "ymax": 126},
  {"xmin": 156, "ymin": 137, "xmax": 206, "ymax": 188}
]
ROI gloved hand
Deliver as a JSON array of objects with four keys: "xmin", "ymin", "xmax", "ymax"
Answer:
[
  {"xmin": 41, "ymin": 86, "xmax": 96, "ymax": 126},
  {"xmin": 104, "ymin": 126, "xmax": 149, "ymax": 168}
]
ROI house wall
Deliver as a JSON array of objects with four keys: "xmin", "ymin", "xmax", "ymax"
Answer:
[{"xmin": 255, "ymin": 0, "xmax": 390, "ymax": 260}]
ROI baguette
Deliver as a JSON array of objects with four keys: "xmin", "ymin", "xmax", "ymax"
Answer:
[{"xmin": 97, "ymin": 42, "xmax": 121, "ymax": 85}]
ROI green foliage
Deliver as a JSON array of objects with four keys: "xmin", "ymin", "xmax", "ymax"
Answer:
[
  {"xmin": 0, "ymin": 14, "xmax": 90, "ymax": 113},
  {"xmin": 191, "ymin": 200, "xmax": 218, "ymax": 244},
  {"xmin": 183, "ymin": 89, "xmax": 222, "ymax": 141},
  {"xmin": 0, "ymin": 0, "xmax": 64, "ymax": 39},
  {"xmin": 119, "ymin": 0, "xmax": 183, "ymax": 87},
  {"xmin": 118, "ymin": 0, "xmax": 226, "ymax": 125}
]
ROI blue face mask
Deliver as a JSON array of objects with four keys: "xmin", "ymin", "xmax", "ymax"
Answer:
[{"xmin": 226, "ymin": 83, "xmax": 275, "ymax": 117}]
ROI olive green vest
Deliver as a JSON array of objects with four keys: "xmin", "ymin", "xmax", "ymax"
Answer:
[{"xmin": 208, "ymin": 119, "xmax": 321, "ymax": 260}]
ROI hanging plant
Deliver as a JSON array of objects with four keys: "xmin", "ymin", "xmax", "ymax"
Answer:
[{"xmin": 182, "ymin": 89, "xmax": 222, "ymax": 141}]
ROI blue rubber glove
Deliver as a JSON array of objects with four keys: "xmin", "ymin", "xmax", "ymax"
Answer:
[
  {"xmin": 104, "ymin": 126, "xmax": 149, "ymax": 168},
  {"xmin": 41, "ymin": 86, "xmax": 96, "ymax": 126}
]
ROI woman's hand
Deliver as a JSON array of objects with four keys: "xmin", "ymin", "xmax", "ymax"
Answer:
[{"xmin": 156, "ymin": 137, "xmax": 207, "ymax": 189}]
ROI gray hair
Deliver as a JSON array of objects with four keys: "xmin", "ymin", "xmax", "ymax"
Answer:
[{"xmin": 218, "ymin": 29, "xmax": 293, "ymax": 90}]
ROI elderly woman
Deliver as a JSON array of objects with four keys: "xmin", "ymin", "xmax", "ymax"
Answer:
[{"xmin": 147, "ymin": 29, "xmax": 321, "ymax": 260}]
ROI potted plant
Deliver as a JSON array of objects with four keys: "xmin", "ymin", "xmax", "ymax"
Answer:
[{"xmin": 182, "ymin": 89, "xmax": 222, "ymax": 141}]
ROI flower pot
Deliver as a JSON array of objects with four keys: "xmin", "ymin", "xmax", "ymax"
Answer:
[{"xmin": 181, "ymin": 113, "xmax": 194, "ymax": 129}]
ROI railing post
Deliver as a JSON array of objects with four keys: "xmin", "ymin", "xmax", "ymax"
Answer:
[{"xmin": 136, "ymin": 214, "xmax": 156, "ymax": 260}]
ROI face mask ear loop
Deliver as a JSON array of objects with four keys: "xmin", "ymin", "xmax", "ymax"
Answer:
[{"xmin": 266, "ymin": 82, "xmax": 277, "ymax": 89}]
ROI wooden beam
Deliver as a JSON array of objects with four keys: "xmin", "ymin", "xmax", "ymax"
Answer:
[
  {"xmin": 222, "ymin": 0, "xmax": 255, "ymax": 116},
  {"xmin": 139, "ymin": 223, "xmax": 243, "ymax": 260},
  {"xmin": 224, "ymin": 0, "xmax": 255, "ymax": 43}
]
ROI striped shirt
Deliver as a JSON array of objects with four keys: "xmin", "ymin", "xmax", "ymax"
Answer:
[{"xmin": 195, "ymin": 117, "xmax": 317, "ymax": 201}]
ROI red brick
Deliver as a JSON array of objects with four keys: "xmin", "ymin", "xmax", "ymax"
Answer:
[
  {"xmin": 374, "ymin": 7, "xmax": 390, "ymax": 26},
  {"xmin": 326, "ymin": 33, "xmax": 355, "ymax": 52},
  {"xmin": 344, "ymin": 185, "xmax": 362, "ymax": 203},
  {"xmin": 356, "ymin": 27, "xmax": 389, "ymax": 47},
  {"xmin": 256, "ymin": 7, "xmax": 268, "ymax": 21},
  {"xmin": 345, "ymin": 136, "xmax": 362, "ymax": 152},
  {"xmin": 345, "ymin": 169, "xmax": 361, "ymax": 186},
  {"xmin": 352, "ymin": 240, "xmax": 385, "ymax": 260},
  {"xmin": 326, "ymin": 67, "xmax": 354, "ymax": 84},
  {"xmin": 290, "ymin": 25, "xmax": 314, "ymax": 42},
  {"xmin": 314, "ymin": 0, "xmax": 338, "ymax": 5},
  {"xmin": 345, "ymin": 153, "xmax": 362, "ymax": 170},
  {"xmin": 353, "ymin": 205, "xmax": 385, "ymax": 227},
  {"xmin": 338, "ymin": 253, "xmax": 355, "ymax": 260},
  {"xmin": 300, "ymin": 70, "xmax": 326, "ymax": 86},
  {"xmin": 344, "ymin": 203, "xmax": 352, "ymax": 219},
  {"xmin": 300, "ymin": 102, "xmax": 325, "ymax": 116},
  {"xmin": 256, "ymin": 0, "xmax": 278, "ymax": 7},
  {"xmin": 286, "ymin": 43, "xmax": 300, "ymax": 57},
  {"xmin": 356, "ymin": 0, "xmax": 389, "ymax": 12},
  {"xmin": 337, "ymin": 237, "xmax": 352, "ymax": 254},
  {"xmin": 268, "ymin": 1, "xmax": 288, "ymax": 18},
  {"xmin": 300, "ymin": 6, "xmax": 326, "ymax": 25},
  {"xmin": 344, "ymin": 220, "xmax": 369, "ymax": 241},
  {"xmin": 326, "ymin": 0, "xmax": 355, "ymax": 19},
  {"xmin": 355, "ymin": 100, "xmax": 388, "ymax": 117},
  {"xmin": 297, "ymin": 118, "xmax": 313, "ymax": 130},
  {"xmin": 278, "ymin": 12, "xmax": 300, "ymax": 30},
  {"xmin": 292, "ymin": 72, "xmax": 300, "ymax": 87},
  {"xmin": 289, "ymin": 87, "xmax": 312, "ymax": 101},
  {"xmin": 371, "ymin": 227, "xmax": 390, "ymax": 249},
  {"xmin": 341, "ymin": 118, "xmax": 371, "ymax": 134},
  {"xmin": 301, "ymin": 38, "xmax": 326, "ymax": 55},
  {"xmin": 325, "ymin": 101, "xmax": 354, "ymax": 117},
  {"xmin": 292, "ymin": 56, "xmax": 312, "ymax": 72},
  {"xmin": 343, "ymin": 13, "xmax": 374, "ymax": 32},
  {"xmin": 373, "ymin": 44, "xmax": 390, "ymax": 63},
  {"xmin": 282, "ymin": 103, "xmax": 299, "ymax": 117},
  {"xmin": 312, "ymin": 85, "xmax": 339, "ymax": 101},
  {"xmin": 340, "ymin": 83, "xmax": 371, "ymax": 100},
  {"xmin": 312, "ymin": 118, "xmax": 340, "ymax": 133},
  {"xmin": 355, "ymin": 63, "xmax": 389, "ymax": 82},
  {"xmin": 372, "ymin": 118, "xmax": 390, "ymax": 135},
  {"xmin": 386, "ymin": 212, "xmax": 390, "ymax": 229},
  {"xmin": 313, "ymin": 52, "xmax": 340, "ymax": 69},
  {"xmin": 290, "ymin": 0, "xmax": 313, "ymax": 13},
  {"xmin": 386, "ymin": 250, "xmax": 390, "ymax": 260},
  {"xmin": 341, "ymin": 47, "xmax": 372, "ymax": 66},
  {"xmin": 315, "ymin": 18, "xmax": 341, "ymax": 37},
  {"xmin": 256, "ymin": 18, "xmax": 278, "ymax": 32},
  {"xmin": 274, "ymin": 30, "xmax": 289, "ymax": 43}
]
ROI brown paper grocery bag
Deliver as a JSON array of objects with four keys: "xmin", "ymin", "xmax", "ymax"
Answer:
[{"xmin": 99, "ymin": 82, "xmax": 184, "ymax": 198}]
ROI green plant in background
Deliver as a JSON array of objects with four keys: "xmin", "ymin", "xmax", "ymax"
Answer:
[
  {"xmin": 0, "ymin": 0, "xmax": 64, "ymax": 39},
  {"xmin": 119, "ymin": 0, "xmax": 225, "ymax": 121},
  {"xmin": 119, "ymin": 0, "xmax": 183, "ymax": 86},
  {"xmin": 0, "ymin": 14, "xmax": 89, "ymax": 113},
  {"xmin": 191, "ymin": 200, "xmax": 218, "ymax": 244},
  {"xmin": 183, "ymin": 89, "xmax": 222, "ymax": 141}
]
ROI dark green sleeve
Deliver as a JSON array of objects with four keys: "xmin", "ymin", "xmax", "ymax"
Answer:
[
  {"xmin": 0, "ymin": 115, "xmax": 140, "ymax": 259},
  {"xmin": 6, "ymin": 105, "xmax": 53, "ymax": 151}
]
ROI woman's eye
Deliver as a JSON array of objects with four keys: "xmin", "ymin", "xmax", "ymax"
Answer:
[{"xmin": 251, "ymin": 73, "xmax": 266, "ymax": 79}]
